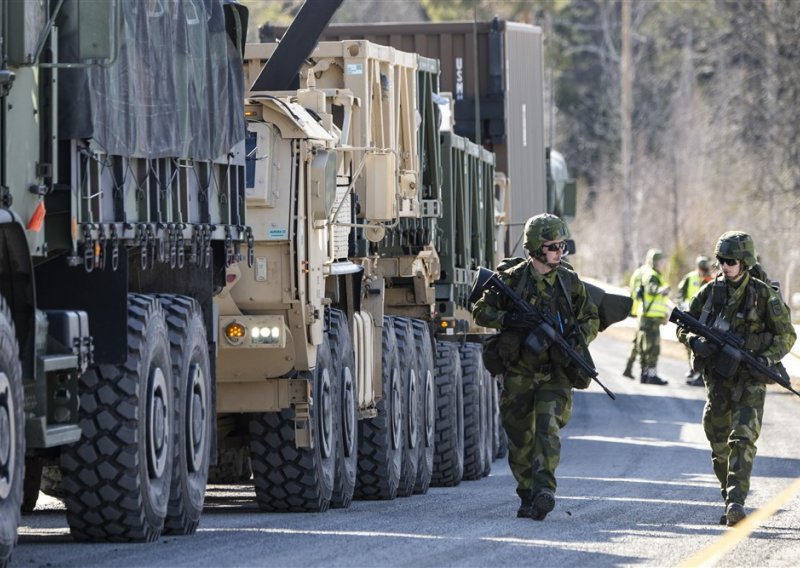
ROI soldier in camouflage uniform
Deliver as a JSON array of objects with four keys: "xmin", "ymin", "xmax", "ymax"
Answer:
[
  {"xmin": 677, "ymin": 231, "xmax": 796, "ymax": 527},
  {"xmin": 472, "ymin": 214, "xmax": 599, "ymax": 520}
]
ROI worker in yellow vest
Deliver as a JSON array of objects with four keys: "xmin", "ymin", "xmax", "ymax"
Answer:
[
  {"xmin": 638, "ymin": 249, "xmax": 670, "ymax": 385},
  {"xmin": 677, "ymin": 255, "xmax": 713, "ymax": 385}
]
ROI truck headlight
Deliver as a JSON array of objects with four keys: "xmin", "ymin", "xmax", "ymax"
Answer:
[
  {"xmin": 220, "ymin": 316, "xmax": 285, "ymax": 348},
  {"xmin": 253, "ymin": 325, "xmax": 279, "ymax": 345}
]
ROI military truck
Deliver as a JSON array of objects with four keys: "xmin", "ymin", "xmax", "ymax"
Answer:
[
  {"xmin": 0, "ymin": 0, "xmax": 249, "ymax": 562},
  {"xmin": 210, "ymin": 25, "xmax": 504, "ymax": 511},
  {"xmin": 285, "ymin": 18, "xmax": 577, "ymax": 258}
]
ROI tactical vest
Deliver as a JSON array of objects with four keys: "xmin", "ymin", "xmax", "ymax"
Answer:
[{"xmin": 698, "ymin": 273, "xmax": 772, "ymax": 352}]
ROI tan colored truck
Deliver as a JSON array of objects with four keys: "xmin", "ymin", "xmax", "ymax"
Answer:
[{"xmin": 212, "ymin": 38, "xmax": 500, "ymax": 512}]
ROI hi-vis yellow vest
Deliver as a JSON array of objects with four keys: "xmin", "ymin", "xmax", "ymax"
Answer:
[
  {"xmin": 640, "ymin": 267, "xmax": 669, "ymax": 319},
  {"xmin": 683, "ymin": 272, "xmax": 704, "ymax": 301}
]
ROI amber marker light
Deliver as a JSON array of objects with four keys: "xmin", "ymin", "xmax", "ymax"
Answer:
[{"xmin": 224, "ymin": 321, "xmax": 247, "ymax": 345}]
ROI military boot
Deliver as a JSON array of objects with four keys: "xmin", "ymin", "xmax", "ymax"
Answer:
[
  {"xmin": 622, "ymin": 361, "xmax": 635, "ymax": 379},
  {"xmin": 531, "ymin": 488, "xmax": 555, "ymax": 521},
  {"xmin": 686, "ymin": 372, "xmax": 704, "ymax": 387},
  {"xmin": 517, "ymin": 493, "xmax": 534, "ymax": 518},
  {"xmin": 726, "ymin": 503, "xmax": 746, "ymax": 527},
  {"xmin": 641, "ymin": 368, "xmax": 668, "ymax": 385}
]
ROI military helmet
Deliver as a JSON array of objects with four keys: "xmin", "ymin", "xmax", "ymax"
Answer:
[
  {"xmin": 696, "ymin": 255, "xmax": 709, "ymax": 270},
  {"xmin": 646, "ymin": 248, "xmax": 664, "ymax": 267},
  {"xmin": 715, "ymin": 231, "xmax": 757, "ymax": 267},
  {"xmin": 523, "ymin": 213, "xmax": 570, "ymax": 253}
]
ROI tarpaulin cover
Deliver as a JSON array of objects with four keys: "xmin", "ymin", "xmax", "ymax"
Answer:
[{"xmin": 58, "ymin": 0, "xmax": 244, "ymax": 160}]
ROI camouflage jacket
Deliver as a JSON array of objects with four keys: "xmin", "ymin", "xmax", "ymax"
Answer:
[
  {"xmin": 677, "ymin": 272, "xmax": 796, "ymax": 377},
  {"xmin": 472, "ymin": 260, "xmax": 599, "ymax": 375}
]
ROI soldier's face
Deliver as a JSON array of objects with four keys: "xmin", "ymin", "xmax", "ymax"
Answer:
[
  {"xmin": 719, "ymin": 257, "xmax": 743, "ymax": 280},
  {"xmin": 541, "ymin": 240, "xmax": 566, "ymax": 263}
]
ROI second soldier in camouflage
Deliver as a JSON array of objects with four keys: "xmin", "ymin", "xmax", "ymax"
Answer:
[
  {"xmin": 472, "ymin": 214, "xmax": 599, "ymax": 520},
  {"xmin": 677, "ymin": 231, "xmax": 796, "ymax": 526}
]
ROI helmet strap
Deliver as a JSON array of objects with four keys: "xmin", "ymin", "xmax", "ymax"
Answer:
[
  {"xmin": 529, "ymin": 246, "xmax": 547, "ymax": 263},
  {"xmin": 529, "ymin": 251, "xmax": 558, "ymax": 273}
]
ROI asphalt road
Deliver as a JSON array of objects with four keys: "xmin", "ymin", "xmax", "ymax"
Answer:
[{"xmin": 14, "ymin": 332, "xmax": 800, "ymax": 567}]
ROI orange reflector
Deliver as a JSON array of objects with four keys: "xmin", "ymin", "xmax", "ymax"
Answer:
[
  {"xmin": 27, "ymin": 201, "xmax": 46, "ymax": 232},
  {"xmin": 440, "ymin": 321, "xmax": 449, "ymax": 328},
  {"xmin": 224, "ymin": 321, "xmax": 247, "ymax": 343}
]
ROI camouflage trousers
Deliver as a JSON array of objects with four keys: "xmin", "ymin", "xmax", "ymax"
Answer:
[
  {"xmin": 703, "ymin": 375, "xmax": 766, "ymax": 506},
  {"xmin": 500, "ymin": 371, "xmax": 573, "ymax": 498},
  {"xmin": 638, "ymin": 317, "xmax": 662, "ymax": 369},
  {"xmin": 625, "ymin": 328, "xmax": 642, "ymax": 369}
]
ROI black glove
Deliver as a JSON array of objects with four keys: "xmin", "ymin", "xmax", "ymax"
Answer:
[
  {"xmin": 690, "ymin": 336, "xmax": 717, "ymax": 359},
  {"xmin": 503, "ymin": 310, "xmax": 538, "ymax": 329}
]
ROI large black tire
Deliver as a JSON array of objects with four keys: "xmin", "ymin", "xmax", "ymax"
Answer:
[
  {"xmin": 0, "ymin": 295, "xmax": 24, "ymax": 567},
  {"xmin": 412, "ymin": 320, "xmax": 435, "ymax": 495},
  {"xmin": 460, "ymin": 343, "xmax": 486, "ymax": 481},
  {"xmin": 354, "ymin": 317, "xmax": 403, "ymax": 500},
  {"xmin": 21, "ymin": 458, "xmax": 42, "ymax": 513},
  {"xmin": 248, "ymin": 332, "xmax": 337, "ymax": 512},
  {"xmin": 329, "ymin": 309, "xmax": 357, "ymax": 509},
  {"xmin": 157, "ymin": 295, "xmax": 211, "ymax": 536},
  {"xmin": 392, "ymin": 317, "xmax": 420, "ymax": 498},
  {"xmin": 430, "ymin": 341, "xmax": 463, "ymax": 487},
  {"xmin": 61, "ymin": 294, "xmax": 173, "ymax": 542},
  {"xmin": 207, "ymin": 447, "xmax": 251, "ymax": 484}
]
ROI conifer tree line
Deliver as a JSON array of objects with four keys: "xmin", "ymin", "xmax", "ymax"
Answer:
[{"xmin": 243, "ymin": 0, "xmax": 800, "ymax": 301}]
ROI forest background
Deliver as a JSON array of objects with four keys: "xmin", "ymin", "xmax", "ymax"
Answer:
[{"xmin": 240, "ymin": 0, "xmax": 800, "ymax": 310}]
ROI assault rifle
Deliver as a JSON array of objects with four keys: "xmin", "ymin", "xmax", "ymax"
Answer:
[
  {"xmin": 472, "ymin": 267, "xmax": 616, "ymax": 400},
  {"xmin": 669, "ymin": 308, "xmax": 800, "ymax": 398}
]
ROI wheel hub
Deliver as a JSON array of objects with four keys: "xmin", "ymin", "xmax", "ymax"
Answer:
[
  {"xmin": 186, "ymin": 364, "xmax": 207, "ymax": 473},
  {"xmin": 0, "ymin": 372, "xmax": 15, "ymax": 499},
  {"xmin": 407, "ymin": 370, "xmax": 417, "ymax": 448},
  {"xmin": 342, "ymin": 367, "xmax": 356, "ymax": 458},
  {"xmin": 147, "ymin": 367, "xmax": 169, "ymax": 479},
  {"xmin": 424, "ymin": 370, "xmax": 434, "ymax": 447},
  {"xmin": 318, "ymin": 367, "xmax": 333, "ymax": 459},
  {"xmin": 391, "ymin": 368, "xmax": 402, "ymax": 450}
]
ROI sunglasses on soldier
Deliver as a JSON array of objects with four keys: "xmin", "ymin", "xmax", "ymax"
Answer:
[
  {"xmin": 716, "ymin": 256, "xmax": 739, "ymax": 266},
  {"xmin": 542, "ymin": 241, "xmax": 567, "ymax": 253}
]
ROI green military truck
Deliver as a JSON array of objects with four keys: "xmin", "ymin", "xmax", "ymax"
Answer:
[{"xmin": 0, "ymin": 0, "xmax": 249, "ymax": 563}]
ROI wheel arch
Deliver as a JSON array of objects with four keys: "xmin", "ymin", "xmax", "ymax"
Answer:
[{"xmin": 0, "ymin": 214, "xmax": 35, "ymax": 378}]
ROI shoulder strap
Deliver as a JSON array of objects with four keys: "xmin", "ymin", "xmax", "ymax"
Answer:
[
  {"xmin": 512, "ymin": 262, "xmax": 531, "ymax": 297},
  {"xmin": 699, "ymin": 276, "xmax": 724, "ymax": 325},
  {"xmin": 556, "ymin": 269, "xmax": 574, "ymax": 313}
]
